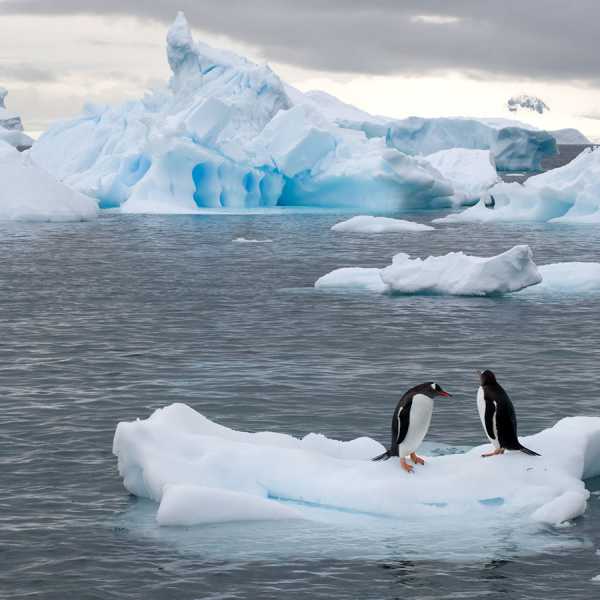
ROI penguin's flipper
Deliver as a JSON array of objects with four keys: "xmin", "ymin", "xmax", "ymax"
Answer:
[{"xmin": 518, "ymin": 444, "xmax": 540, "ymax": 456}]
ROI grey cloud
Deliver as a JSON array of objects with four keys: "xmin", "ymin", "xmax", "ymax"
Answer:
[
  {"xmin": 0, "ymin": 62, "xmax": 60, "ymax": 83},
  {"xmin": 2, "ymin": 1, "xmax": 600, "ymax": 82}
]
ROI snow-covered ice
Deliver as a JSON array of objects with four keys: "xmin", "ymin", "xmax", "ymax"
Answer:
[
  {"xmin": 0, "ymin": 142, "xmax": 97, "ymax": 222},
  {"xmin": 551, "ymin": 128, "xmax": 591, "ymax": 145},
  {"xmin": 331, "ymin": 215, "xmax": 434, "ymax": 233},
  {"xmin": 30, "ymin": 12, "xmax": 457, "ymax": 214},
  {"xmin": 520, "ymin": 263, "xmax": 600, "ymax": 294},
  {"xmin": 364, "ymin": 116, "xmax": 556, "ymax": 172},
  {"xmin": 113, "ymin": 404, "xmax": 600, "ymax": 529},
  {"xmin": 424, "ymin": 148, "xmax": 500, "ymax": 205},
  {"xmin": 0, "ymin": 87, "xmax": 33, "ymax": 149},
  {"xmin": 436, "ymin": 147, "xmax": 600, "ymax": 224},
  {"xmin": 316, "ymin": 245, "xmax": 541, "ymax": 296}
]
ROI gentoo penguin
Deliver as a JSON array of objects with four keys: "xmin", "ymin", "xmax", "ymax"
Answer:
[
  {"xmin": 477, "ymin": 370, "xmax": 540, "ymax": 457},
  {"xmin": 373, "ymin": 382, "xmax": 452, "ymax": 472}
]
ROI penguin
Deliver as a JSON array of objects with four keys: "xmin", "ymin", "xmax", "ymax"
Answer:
[
  {"xmin": 477, "ymin": 370, "xmax": 540, "ymax": 457},
  {"xmin": 484, "ymin": 194, "xmax": 496, "ymax": 209},
  {"xmin": 372, "ymin": 382, "xmax": 452, "ymax": 472}
]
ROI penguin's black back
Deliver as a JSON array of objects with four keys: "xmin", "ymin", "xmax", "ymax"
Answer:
[{"xmin": 483, "ymin": 381, "xmax": 521, "ymax": 450}]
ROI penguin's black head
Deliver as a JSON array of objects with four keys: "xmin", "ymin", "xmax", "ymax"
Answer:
[
  {"xmin": 479, "ymin": 370, "xmax": 497, "ymax": 386},
  {"xmin": 426, "ymin": 382, "xmax": 452, "ymax": 398}
]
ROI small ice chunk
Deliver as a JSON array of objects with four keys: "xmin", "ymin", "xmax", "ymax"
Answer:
[
  {"xmin": 331, "ymin": 215, "xmax": 434, "ymax": 233},
  {"xmin": 233, "ymin": 237, "xmax": 273, "ymax": 243}
]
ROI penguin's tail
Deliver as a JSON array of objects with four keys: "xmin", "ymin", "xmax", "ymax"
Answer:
[
  {"xmin": 519, "ymin": 444, "xmax": 541, "ymax": 456},
  {"xmin": 372, "ymin": 449, "xmax": 392, "ymax": 461}
]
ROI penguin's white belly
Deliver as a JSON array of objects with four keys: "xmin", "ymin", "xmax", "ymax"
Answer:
[
  {"xmin": 398, "ymin": 394, "xmax": 433, "ymax": 457},
  {"xmin": 477, "ymin": 386, "xmax": 499, "ymax": 448}
]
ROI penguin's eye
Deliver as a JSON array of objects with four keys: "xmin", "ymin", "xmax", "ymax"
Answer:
[{"xmin": 431, "ymin": 383, "xmax": 437, "ymax": 391}]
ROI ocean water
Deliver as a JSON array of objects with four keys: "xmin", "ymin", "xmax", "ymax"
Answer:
[{"xmin": 2, "ymin": 210, "xmax": 600, "ymax": 599}]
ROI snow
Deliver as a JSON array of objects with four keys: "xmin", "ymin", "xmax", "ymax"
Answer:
[
  {"xmin": 316, "ymin": 245, "xmax": 541, "ymax": 296},
  {"xmin": 437, "ymin": 147, "xmax": 600, "ymax": 224},
  {"xmin": 113, "ymin": 403, "xmax": 600, "ymax": 528},
  {"xmin": 0, "ymin": 142, "xmax": 97, "ymax": 222},
  {"xmin": 424, "ymin": 148, "xmax": 500, "ymax": 205},
  {"xmin": 0, "ymin": 87, "xmax": 33, "ymax": 149},
  {"xmin": 331, "ymin": 215, "xmax": 434, "ymax": 233},
  {"xmin": 30, "ymin": 12, "xmax": 456, "ymax": 213},
  {"xmin": 508, "ymin": 94, "xmax": 549, "ymax": 114}
]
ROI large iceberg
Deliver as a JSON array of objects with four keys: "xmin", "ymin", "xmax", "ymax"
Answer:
[
  {"xmin": 384, "ymin": 117, "xmax": 557, "ymax": 172},
  {"xmin": 0, "ymin": 141, "xmax": 97, "ymax": 222},
  {"xmin": 30, "ymin": 13, "xmax": 456, "ymax": 213},
  {"xmin": 113, "ymin": 403, "xmax": 600, "ymax": 529},
  {"xmin": 0, "ymin": 87, "xmax": 33, "ymax": 150},
  {"xmin": 315, "ymin": 245, "xmax": 542, "ymax": 296},
  {"xmin": 437, "ymin": 147, "xmax": 600, "ymax": 224}
]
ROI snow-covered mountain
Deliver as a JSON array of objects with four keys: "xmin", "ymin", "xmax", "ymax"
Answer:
[
  {"xmin": 550, "ymin": 128, "xmax": 591, "ymax": 145},
  {"xmin": 507, "ymin": 94, "xmax": 549, "ymax": 114}
]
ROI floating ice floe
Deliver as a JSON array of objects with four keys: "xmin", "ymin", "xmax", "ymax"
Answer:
[
  {"xmin": 233, "ymin": 237, "xmax": 273, "ymax": 243},
  {"xmin": 30, "ymin": 12, "xmax": 458, "ymax": 213},
  {"xmin": 0, "ymin": 142, "xmax": 97, "ymax": 222},
  {"xmin": 316, "ymin": 245, "xmax": 541, "ymax": 296},
  {"xmin": 520, "ymin": 263, "xmax": 600, "ymax": 294},
  {"xmin": 331, "ymin": 215, "xmax": 434, "ymax": 233},
  {"xmin": 113, "ymin": 403, "xmax": 600, "ymax": 528},
  {"xmin": 437, "ymin": 148, "xmax": 600, "ymax": 224},
  {"xmin": 0, "ymin": 87, "xmax": 33, "ymax": 149}
]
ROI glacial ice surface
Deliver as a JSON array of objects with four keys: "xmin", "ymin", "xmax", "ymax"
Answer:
[
  {"xmin": 331, "ymin": 215, "xmax": 434, "ymax": 233},
  {"xmin": 316, "ymin": 245, "xmax": 541, "ymax": 296},
  {"xmin": 0, "ymin": 87, "xmax": 33, "ymax": 149},
  {"xmin": 0, "ymin": 142, "xmax": 97, "ymax": 222},
  {"xmin": 30, "ymin": 13, "xmax": 456, "ymax": 213},
  {"xmin": 113, "ymin": 404, "xmax": 600, "ymax": 530},
  {"xmin": 436, "ymin": 147, "xmax": 600, "ymax": 224}
]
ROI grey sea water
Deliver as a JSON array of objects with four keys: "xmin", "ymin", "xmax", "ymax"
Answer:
[{"xmin": 2, "ymin": 211, "xmax": 600, "ymax": 599}]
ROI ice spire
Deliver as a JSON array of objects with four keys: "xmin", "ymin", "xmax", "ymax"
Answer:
[{"xmin": 166, "ymin": 11, "xmax": 201, "ymax": 92}]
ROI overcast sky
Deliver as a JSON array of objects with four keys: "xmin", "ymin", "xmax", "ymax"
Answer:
[{"xmin": 2, "ymin": 1, "xmax": 600, "ymax": 138}]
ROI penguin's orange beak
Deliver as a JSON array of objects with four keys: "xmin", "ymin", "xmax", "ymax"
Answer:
[{"xmin": 438, "ymin": 390, "xmax": 452, "ymax": 397}]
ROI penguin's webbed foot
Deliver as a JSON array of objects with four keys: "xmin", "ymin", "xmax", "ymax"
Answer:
[
  {"xmin": 400, "ymin": 458, "xmax": 414, "ymax": 473},
  {"xmin": 410, "ymin": 452, "xmax": 425, "ymax": 465},
  {"xmin": 481, "ymin": 448, "xmax": 505, "ymax": 458}
]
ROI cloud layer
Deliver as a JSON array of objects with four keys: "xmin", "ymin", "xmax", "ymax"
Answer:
[{"xmin": 2, "ymin": 0, "xmax": 599, "ymax": 82}]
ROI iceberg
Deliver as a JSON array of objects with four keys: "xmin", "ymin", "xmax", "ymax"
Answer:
[
  {"xmin": 550, "ymin": 128, "xmax": 591, "ymax": 145},
  {"xmin": 315, "ymin": 245, "xmax": 542, "ymax": 296},
  {"xmin": 437, "ymin": 147, "xmax": 600, "ymax": 224},
  {"xmin": 0, "ymin": 87, "xmax": 33, "ymax": 150},
  {"xmin": 423, "ymin": 148, "xmax": 500, "ymax": 205},
  {"xmin": 384, "ymin": 117, "xmax": 557, "ymax": 172},
  {"xmin": 331, "ymin": 215, "xmax": 434, "ymax": 233},
  {"xmin": 113, "ymin": 403, "xmax": 600, "ymax": 528},
  {"xmin": 0, "ymin": 142, "xmax": 97, "ymax": 222},
  {"xmin": 30, "ymin": 13, "xmax": 455, "ymax": 213}
]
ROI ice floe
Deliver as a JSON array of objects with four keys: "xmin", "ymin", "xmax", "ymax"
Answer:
[
  {"xmin": 331, "ymin": 215, "xmax": 434, "ymax": 233},
  {"xmin": 113, "ymin": 404, "xmax": 600, "ymax": 528},
  {"xmin": 316, "ymin": 245, "xmax": 541, "ymax": 296}
]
